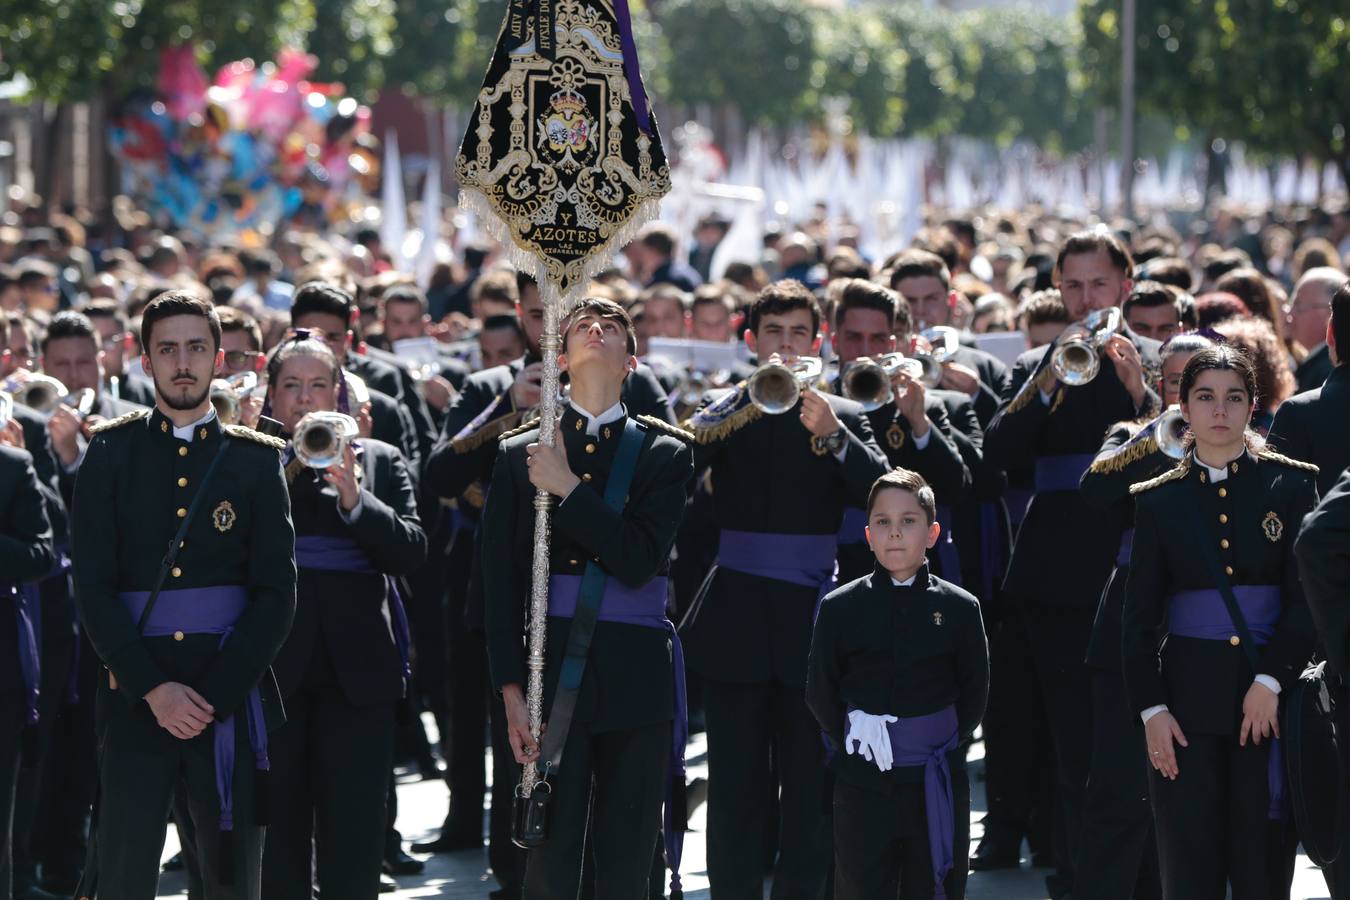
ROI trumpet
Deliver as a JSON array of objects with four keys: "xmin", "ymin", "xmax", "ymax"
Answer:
[
  {"xmin": 841, "ymin": 353, "xmax": 926, "ymax": 412},
  {"xmin": 1155, "ymin": 405, "xmax": 1189, "ymax": 460},
  {"xmin": 915, "ymin": 326, "xmax": 960, "ymax": 388},
  {"xmin": 10, "ymin": 374, "xmax": 96, "ymax": 418},
  {"xmin": 747, "ymin": 357, "xmax": 824, "ymax": 415},
  {"xmin": 1051, "ymin": 307, "xmax": 1122, "ymax": 386},
  {"xmin": 292, "ymin": 411, "xmax": 359, "ymax": 469},
  {"xmin": 209, "ymin": 372, "xmax": 260, "ymax": 426}
]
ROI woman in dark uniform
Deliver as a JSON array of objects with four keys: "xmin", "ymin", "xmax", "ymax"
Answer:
[
  {"xmin": 1074, "ymin": 332, "xmax": 1214, "ymax": 900},
  {"xmin": 1123, "ymin": 344, "xmax": 1319, "ymax": 899},
  {"xmin": 259, "ymin": 335, "xmax": 427, "ymax": 899}
]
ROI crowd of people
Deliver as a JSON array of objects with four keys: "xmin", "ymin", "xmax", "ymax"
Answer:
[{"xmin": 2, "ymin": 182, "xmax": 1350, "ymax": 900}]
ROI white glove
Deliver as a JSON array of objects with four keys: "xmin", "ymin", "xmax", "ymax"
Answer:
[{"xmin": 844, "ymin": 709, "xmax": 898, "ymax": 772}]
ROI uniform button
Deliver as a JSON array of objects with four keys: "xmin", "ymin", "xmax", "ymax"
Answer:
[
  {"xmin": 173, "ymin": 631, "xmax": 185, "ymax": 642},
  {"xmin": 171, "ymin": 567, "xmax": 182, "ymax": 578},
  {"xmin": 1229, "ymin": 635, "xmax": 1241, "ymax": 646},
  {"xmin": 1220, "ymin": 539, "xmax": 1230, "ymax": 549},
  {"xmin": 177, "ymin": 477, "xmax": 188, "ymax": 488},
  {"xmin": 585, "ymin": 443, "xmax": 596, "ymax": 454},
  {"xmin": 179, "ymin": 447, "xmax": 188, "ymax": 457},
  {"xmin": 161, "ymin": 420, "xmax": 169, "ymax": 433},
  {"xmin": 177, "ymin": 507, "xmax": 187, "ymax": 518},
  {"xmin": 1219, "ymin": 514, "xmax": 1228, "ymax": 524},
  {"xmin": 569, "ymin": 559, "xmax": 578, "ymax": 565},
  {"xmin": 582, "ymin": 473, "xmax": 592, "ymax": 483},
  {"xmin": 1218, "ymin": 487, "xmax": 1228, "ymax": 498},
  {"xmin": 1225, "ymin": 566, "xmax": 1234, "ymax": 576}
]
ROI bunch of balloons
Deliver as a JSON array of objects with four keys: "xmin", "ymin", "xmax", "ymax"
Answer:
[{"xmin": 109, "ymin": 46, "xmax": 383, "ymax": 237}]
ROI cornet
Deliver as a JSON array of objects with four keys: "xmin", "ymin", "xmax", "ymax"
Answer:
[
  {"xmin": 841, "ymin": 353, "xmax": 926, "ymax": 412},
  {"xmin": 209, "ymin": 372, "xmax": 260, "ymax": 426},
  {"xmin": 915, "ymin": 326, "xmax": 960, "ymax": 388},
  {"xmin": 747, "ymin": 357, "xmax": 824, "ymax": 415},
  {"xmin": 1155, "ymin": 405, "xmax": 1188, "ymax": 460},
  {"xmin": 292, "ymin": 411, "xmax": 359, "ymax": 469},
  {"xmin": 1051, "ymin": 307, "xmax": 1122, "ymax": 386},
  {"xmin": 10, "ymin": 374, "xmax": 96, "ymax": 418}
]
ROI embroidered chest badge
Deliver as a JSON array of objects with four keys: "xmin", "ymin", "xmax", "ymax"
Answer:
[
  {"xmin": 932, "ymin": 611, "xmax": 944, "ymax": 626},
  {"xmin": 1262, "ymin": 511, "xmax": 1283, "ymax": 542},
  {"xmin": 213, "ymin": 500, "xmax": 236, "ymax": 533},
  {"xmin": 886, "ymin": 422, "xmax": 906, "ymax": 450}
]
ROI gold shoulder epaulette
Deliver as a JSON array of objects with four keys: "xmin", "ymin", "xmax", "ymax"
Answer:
[
  {"xmin": 684, "ymin": 383, "xmax": 760, "ymax": 444},
  {"xmin": 1087, "ymin": 421, "xmax": 1152, "ymax": 475},
  {"xmin": 224, "ymin": 424, "xmax": 286, "ymax": 451},
  {"xmin": 637, "ymin": 415, "xmax": 694, "ymax": 443},
  {"xmin": 498, "ymin": 417, "xmax": 541, "ymax": 443},
  {"xmin": 88, "ymin": 407, "xmax": 150, "ymax": 435},
  {"xmin": 1257, "ymin": 448, "xmax": 1319, "ymax": 475},
  {"xmin": 1129, "ymin": 464, "xmax": 1188, "ymax": 495}
]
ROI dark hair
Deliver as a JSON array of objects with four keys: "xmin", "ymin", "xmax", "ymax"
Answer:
[
  {"xmin": 866, "ymin": 468, "xmax": 936, "ymax": 525},
  {"xmin": 691, "ymin": 283, "xmax": 738, "ymax": 316},
  {"xmin": 1054, "ymin": 228, "xmax": 1134, "ymax": 283},
  {"xmin": 481, "ymin": 313, "xmax": 527, "ymax": 344},
  {"xmin": 1332, "ymin": 278, "xmax": 1350, "ymax": 364},
  {"xmin": 1159, "ymin": 332, "xmax": 1216, "ymax": 367},
  {"xmin": 0, "ymin": 310, "xmax": 8, "ymax": 345},
  {"xmin": 472, "ymin": 270, "xmax": 520, "ymax": 307},
  {"xmin": 16, "ymin": 259, "xmax": 56, "ymax": 287},
  {"xmin": 267, "ymin": 331, "xmax": 341, "ymax": 385},
  {"xmin": 140, "ymin": 291, "xmax": 223, "ymax": 353},
  {"xmin": 832, "ymin": 278, "xmax": 899, "ymax": 333},
  {"xmin": 562, "ymin": 298, "xmax": 638, "ymax": 355},
  {"xmin": 1195, "ymin": 292, "xmax": 1251, "ymax": 329},
  {"xmin": 216, "ymin": 305, "xmax": 262, "ymax": 351},
  {"xmin": 747, "ymin": 280, "xmax": 821, "ymax": 337},
  {"xmin": 887, "ymin": 249, "xmax": 952, "ymax": 293},
  {"xmin": 1136, "ymin": 257, "xmax": 1193, "ymax": 291},
  {"xmin": 1019, "ymin": 289, "xmax": 1070, "ymax": 327},
  {"xmin": 638, "ymin": 224, "xmax": 677, "ymax": 258},
  {"xmin": 1122, "ymin": 280, "xmax": 1184, "ymax": 325},
  {"xmin": 291, "ymin": 281, "xmax": 354, "ymax": 327},
  {"xmin": 1214, "ymin": 268, "xmax": 1287, "ymax": 346},
  {"xmin": 463, "ymin": 243, "xmax": 493, "ymax": 270},
  {"xmin": 42, "ymin": 310, "xmax": 100, "ymax": 355},
  {"xmin": 1213, "ymin": 316, "xmax": 1293, "ymax": 414},
  {"xmin": 1202, "ymin": 249, "xmax": 1251, "ymax": 285},
  {"xmin": 640, "ymin": 283, "xmax": 690, "ymax": 313},
  {"xmin": 382, "ymin": 284, "xmax": 428, "ymax": 314},
  {"xmin": 1179, "ymin": 344, "xmax": 1258, "ymax": 408},
  {"xmin": 82, "ymin": 298, "xmax": 129, "ymax": 330}
]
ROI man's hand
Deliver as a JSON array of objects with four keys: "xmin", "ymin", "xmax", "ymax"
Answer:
[
  {"xmin": 1104, "ymin": 334, "xmax": 1147, "ymax": 408},
  {"xmin": 0, "ymin": 420, "xmax": 25, "ymax": 450},
  {"xmin": 48, "ymin": 405, "xmax": 83, "ymax": 468},
  {"xmin": 324, "ymin": 443, "xmax": 361, "ymax": 513},
  {"xmin": 421, "ymin": 375, "xmax": 456, "ymax": 412},
  {"xmin": 239, "ymin": 393, "xmax": 264, "ymax": 429},
  {"xmin": 892, "ymin": 370, "xmax": 931, "ymax": 439},
  {"xmin": 1144, "ymin": 710, "xmax": 1187, "ymax": 780},
  {"xmin": 355, "ymin": 401, "xmax": 374, "ymax": 439},
  {"xmin": 512, "ymin": 362, "xmax": 544, "ymax": 410},
  {"xmin": 527, "ymin": 425, "xmax": 580, "ymax": 498},
  {"xmin": 144, "ymin": 682, "xmax": 215, "ymax": 741},
  {"xmin": 502, "ymin": 684, "xmax": 541, "ymax": 765},
  {"xmin": 1240, "ymin": 681, "xmax": 1280, "ymax": 746},
  {"xmin": 800, "ymin": 389, "xmax": 843, "ymax": 438},
  {"xmin": 939, "ymin": 362, "xmax": 981, "ymax": 398}
]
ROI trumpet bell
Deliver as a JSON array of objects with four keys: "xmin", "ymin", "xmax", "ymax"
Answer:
[
  {"xmin": 1156, "ymin": 406, "xmax": 1189, "ymax": 460},
  {"xmin": 13, "ymin": 375, "xmax": 70, "ymax": 413},
  {"xmin": 293, "ymin": 412, "xmax": 359, "ymax": 468},
  {"xmin": 1051, "ymin": 339, "xmax": 1101, "ymax": 386},
  {"xmin": 747, "ymin": 357, "xmax": 823, "ymax": 415}
]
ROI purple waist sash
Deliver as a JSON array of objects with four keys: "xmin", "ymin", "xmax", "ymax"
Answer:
[
  {"xmin": 118, "ymin": 586, "xmax": 268, "ymax": 838},
  {"xmin": 718, "ymin": 529, "xmax": 838, "ymax": 592},
  {"xmin": 1117, "ymin": 528, "xmax": 1134, "ymax": 568},
  {"xmin": 1005, "ymin": 487, "xmax": 1034, "ymax": 530},
  {"xmin": 837, "ymin": 507, "xmax": 868, "ymax": 546},
  {"xmin": 851, "ymin": 704, "xmax": 961, "ymax": 899},
  {"xmin": 1034, "ymin": 453, "xmax": 1094, "ymax": 493},
  {"xmin": 294, "ymin": 535, "xmax": 412, "ymax": 679},
  {"xmin": 1167, "ymin": 586, "xmax": 1281, "ymax": 645},
  {"xmin": 1167, "ymin": 585, "xmax": 1284, "ymax": 818},
  {"xmin": 548, "ymin": 573, "xmax": 688, "ymax": 895},
  {"xmin": 4, "ymin": 584, "xmax": 40, "ymax": 724}
]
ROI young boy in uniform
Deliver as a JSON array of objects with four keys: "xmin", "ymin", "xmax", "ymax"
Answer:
[{"xmin": 807, "ymin": 468, "xmax": 989, "ymax": 899}]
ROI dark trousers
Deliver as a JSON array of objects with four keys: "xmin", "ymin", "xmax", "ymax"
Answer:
[
  {"xmin": 1025, "ymin": 607, "xmax": 1095, "ymax": 891},
  {"xmin": 980, "ymin": 607, "xmax": 1055, "ymax": 853},
  {"xmin": 261, "ymin": 682, "xmax": 396, "ymax": 900},
  {"xmin": 522, "ymin": 719, "xmax": 669, "ymax": 899},
  {"xmin": 832, "ymin": 772, "xmax": 971, "ymax": 900},
  {"xmin": 1148, "ymin": 732, "xmax": 1297, "ymax": 900},
  {"xmin": 1074, "ymin": 668, "xmax": 1160, "ymax": 900},
  {"xmin": 1, "ymin": 688, "xmax": 23, "ymax": 900},
  {"xmin": 704, "ymin": 680, "xmax": 830, "ymax": 900},
  {"xmin": 489, "ymin": 691, "xmax": 525, "ymax": 895},
  {"xmin": 93, "ymin": 679, "xmax": 263, "ymax": 899},
  {"xmin": 442, "ymin": 602, "xmax": 489, "ymax": 841}
]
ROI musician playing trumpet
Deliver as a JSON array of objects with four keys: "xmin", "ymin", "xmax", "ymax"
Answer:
[{"xmin": 683, "ymin": 280, "xmax": 888, "ymax": 897}]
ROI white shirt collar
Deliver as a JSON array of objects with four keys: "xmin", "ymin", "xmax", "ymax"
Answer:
[
  {"xmin": 172, "ymin": 407, "xmax": 218, "ymax": 443},
  {"xmin": 890, "ymin": 574, "xmax": 918, "ymax": 588},
  {"xmin": 1193, "ymin": 453, "xmax": 1237, "ymax": 483},
  {"xmin": 569, "ymin": 400, "xmax": 625, "ymax": 437}
]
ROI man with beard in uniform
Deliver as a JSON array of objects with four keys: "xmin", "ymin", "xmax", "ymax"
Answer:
[
  {"xmin": 416, "ymin": 274, "xmax": 674, "ymax": 894},
  {"xmin": 828, "ymin": 278, "xmax": 969, "ymax": 584},
  {"xmin": 682, "ymin": 279, "xmax": 889, "ymax": 899},
  {"xmin": 984, "ymin": 229, "xmax": 1161, "ymax": 898},
  {"xmin": 71, "ymin": 292, "xmax": 295, "ymax": 898}
]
